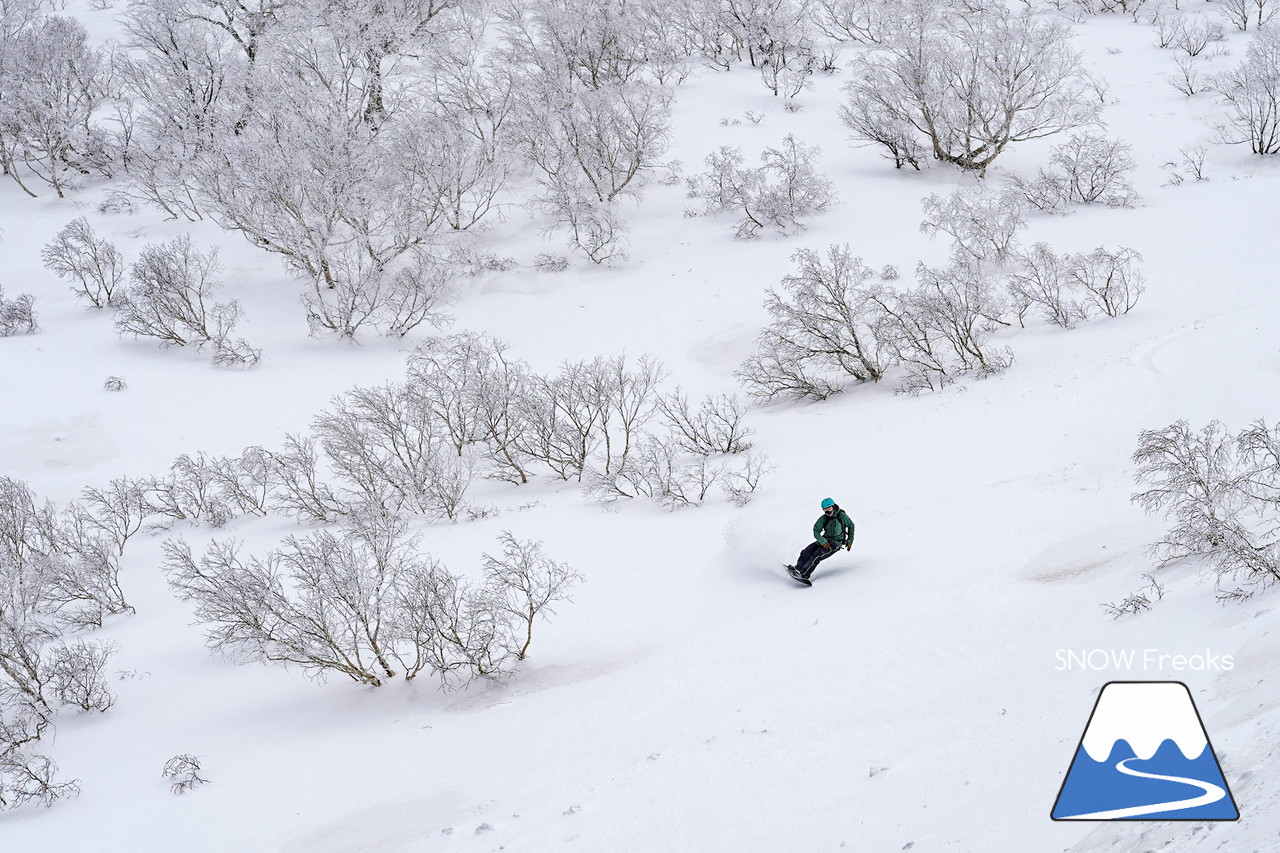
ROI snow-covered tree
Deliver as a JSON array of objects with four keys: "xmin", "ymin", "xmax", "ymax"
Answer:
[
  {"xmin": 1006, "ymin": 242, "xmax": 1084, "ymax": 328},
  {"xmin": 0, "ymin": 752, "xmax": 80, "ymax": 810},
  {"xmin": 0, "ymin": 14, "xmax": 109, "ymax": 197},
  {"xmin": 737, "ymin": 244, "xmax": 890, "ymax": 401},
  {"xmin": 919, "ymin": 185, "xmax": 1027, "ymax": 265},
  {"xmin": 517, "ymin": 74, "xmax": 673, "ymax": 261},
  {"xmin": 162, "ymin": 518, "xmax": 580, "ymax": 688},
  {"xmin": 113, "ymin": 235, "xmax": 261, "ymax": 366},
  {"xmin": 0, "ymin": 286, "xmax": 36, "ymax": 336},
  {"xmin": 497, "ymin": 0, "xmax": 649, "ymax": 88},
  {"xmin": 1066, "ymin": 245, "xmax": 1145, "ymax": 318},
  {"xmin": 312, "ymin": 383, "xmax": 473, "ymax": 517},
  {"xmin": 1132, "ymin": 419, "xmax": 1280, "ymax": 599},
  {"xmin": 1215, "ymin": 25, "xmax": 1280, "ymax": 155},
  {"xmin": 813, "ymin": 0, "xmax": 896, "ymax": 43},
  {"xmin": 842, "ymin": 4, "xmax": 1099, "ymax": 173},
  {"xmin": 1010, "ymin": 132, "xmax": 1139, "ymax": 212},
  {"xmin": 656, "ymin": 390, "xmax": 754, "ymax": 456},
  {"xmin": 1007, "ymin": 242, "xmax": 1143, "ymax": 326},
  {"xmin": 41, "ymin": 218, "xmax": 124, "ymax": 308},
  {"xmin": 121, "ymin": 0, "xmax": 483, "ymax": 331},
  {"xmin": 1219, "ymin": 0, "xmax": 1278, "ymax": 32},
  {"xmin": 886, "ymin": 259, "xmax": 1012, "ymax": 392},
  {"xmin": 686, "ymin": 135, "xmax": 834, "ymax": 238}
]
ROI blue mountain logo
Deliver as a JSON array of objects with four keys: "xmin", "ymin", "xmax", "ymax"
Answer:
[{"xmin": 1051, "ymin": 681, "xmax": 1238, "ymax": 821}]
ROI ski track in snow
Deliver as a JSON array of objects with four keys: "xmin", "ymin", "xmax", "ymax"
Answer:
[{"xmin": 1058, "ymin": 757, "xmax": 1226, "ymax": 820}]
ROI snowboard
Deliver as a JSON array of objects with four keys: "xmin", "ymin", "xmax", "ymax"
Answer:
[{"xmin": 786, "ymin": 565, "xmax": 812, "ymax": 586}]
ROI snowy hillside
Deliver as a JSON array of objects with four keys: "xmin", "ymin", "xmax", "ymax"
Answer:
[{"xmin": 3, "ymin": 0, "xmax": 1280, "ymax": 850}]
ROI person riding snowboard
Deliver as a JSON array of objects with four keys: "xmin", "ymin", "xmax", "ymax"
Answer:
[{"xmin": 788, "ymin": 498, "xmax": 855, "ymax": 583}]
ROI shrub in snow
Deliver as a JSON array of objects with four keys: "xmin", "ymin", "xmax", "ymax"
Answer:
[
  {"xmin": 78, "ymin": 477, "xmax": 152, "ymax": 554},
  {"xmin": 480, "ymin": 531, "xmax": 583, "ymax": 662},
  {"xmin": 584, "ymin": 432, "xmax": 771, "ymax": 510},
  {"xmin": 162, "ymin": 755, "xmax": 208, "ymax": 794},
  {"xmin": 1007, "ymin": 243, "xmax": 1144, "ymax": 327},
  {"xmin": 41, "ymin": 218, "xmax": 124, "ymax": 308},
  {"xmin": 1152, "ymin": 9, "xmax": 1184, "ymax": 49},
  {"xmin": 1009, "ymin": 133, "xmax": 1139, "ymax": 213},
  {"xmin": 312, "ymin": 384, "xmax": 475, "ymax": 517},
  {"xmin": 0, "ymin": 692, "xmax": 50, "ymax": 756},
  {"xmin": 43, "ymin": 639, "xmax": 116, "ymax": 713},
  {"xmin": 1132, "ymin": 419, "xmax": 1280, "ymax": 599},
  {"xmin": 513, "ymin": 353, "xmax": 665, "ymax": 484},
  {"xmin": 1006, "ymin": 243, "xmax": 1085, "ymax": 328},
  {"xmin": 534, "ymin": 253, "xmax": 569, "ymax": 273},
  {"xmin": 302, "ymin": 246, "xmax": 454, "ymax": 340},
  {"xmin": 1167, "ymin": 55, "xmax": 1211, "ymax": 97},
  {"xmin": 1, "ymin": 608, "xmax": 118, "ymax": 755},
  {"xmin": 920, "ymin": 185, "xmax": 1027, "ymax": 265},
  {"xmin": 1173, "ymin": 145, "xmax": 1210, "ymax": 182},
  {"xmin": 120, "ymin": 0, "xmax": 501, "ymax": 329},
  {"xmin": 112, "ymin": 236, "xmax": 261, "ymax": 366},
  {"xmin": 736, "ymin": 245, "xmax": 891, "ymax": 401},
  {"xmin": 518, "ymin": 79, "xmax": 673, "ymax": 262},
  {"xmin": 585, "ymin": 433, "xmax": 723, "ymax": 508},
  {"xmin": 883, "ymin": 259, "xmax": 1013, "ymax": 394},
  {"xmin": 497, "ymin": 0, "xmax": 655, "ymax": 90},
  {"xmin": 1154, "ymin": 11, "xmax": 1222, "ymax": 54},
  {"xmin": 839, "ymin": 87, "xmax": 927, "ymax": 170},
  {"xmin": 1101, "ymin": 574, "xmax": 1165, "ymax": 619},
  {"xmin": 43, "ymin": 513, "xmax": 133, "ymax": 630},
  {"xmin": 550, "ymin": 353, "xmax": 666, "ymax": 482},
  {"xmin": 409, "ymin": 336, "xmax": 668, "ymax": 488},
  {"xmin": 143, "ymin": 448, "xmax": 276, "ymax": 529},
  {"xmin": 656, "ymin": 390, "xmax": 754, "ymax": 456},
  {"xmin": 265, "ymin": 434, "xmax": 347, "ymax": 524},
  {"xmin": 720, "ymin": 452, "xmax": 772, "ymax": 506},
  {"xmin": 0, "ymin": 286, "xmax": 37, "ymax": 336},
  {"xmin": 756, "ymin": 32, "xmax": 817, "ymax": 99},
  {"xmin": 880, "ymin": 264, "xmax": 899, "ymax": 281},
  {"xmin": 740, "ymin": 248, "xmax": 1014, "ymax": 398},
  {"xmin": 103, "ymin": 376, "xmax": 126, "ymax": 392},
  {"xmin": 407, "ymin": 333, "xmax": 536, "ymax": 479},
  {"xmin": 96, "ymin": 190, "xmax": 137, "ymax": 215},
  {"xmin": 0, "ymin": 612, "xmax": 58, "ymax": 727},
  {"xmin": 841, "ymin": 4, "xmax": 1098, "ymax": 174},
  {"xmin": 686, "ymin": 135, "xmax": 835, "ymax": 238},
  {"xmin": 1, "ymin": 477, "xmax": 132, "ymax": 630},
  {"xmin": 685, "ymin": 0, "xmax": 815, "ymax": 83},
  {"xmin": 0, "ymin": 753, "xmax": 80, "ymax": 810},
  {"xmin": 1175, "ymin": 17, "xmax": 1225, "ymax": 58},
  {"xmin": 1066, "ymin": 245, "xmax": 1145, "ymax": 318},
  {"xmin": 162, "ymin": 518, "xmax": 581, "ymax": 688},
  {"xmin": 1214, "ymin": 26, "xmax": 1280, "ymax": 155}
]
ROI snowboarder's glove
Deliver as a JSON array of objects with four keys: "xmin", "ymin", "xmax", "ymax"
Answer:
[
  {"xmin": 845, "ymin": 542, "xmax": 852, "ymax": 551},
  {"xmin": 821, "ymin": 541, "xmax": 831, "ymax": 549}
]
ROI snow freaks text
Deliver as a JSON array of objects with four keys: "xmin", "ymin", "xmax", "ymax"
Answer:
[{"xmin": 1055, "ymin": 649, "xmax": 1234, "ymax": 672}]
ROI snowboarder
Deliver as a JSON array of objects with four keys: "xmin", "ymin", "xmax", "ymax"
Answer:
[{"xmin": 787, "ymin": 498, "xmax": 855, "ymax": 585}]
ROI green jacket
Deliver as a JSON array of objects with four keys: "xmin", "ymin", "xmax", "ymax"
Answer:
[{"xmin": 814, "ymin": 509, "xmax": 855, "ymax": 547}]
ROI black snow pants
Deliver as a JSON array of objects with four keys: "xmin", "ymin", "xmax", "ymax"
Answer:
[{"xmin": 795, "ymin": 541, "xmax": 841, "ymax": 579}]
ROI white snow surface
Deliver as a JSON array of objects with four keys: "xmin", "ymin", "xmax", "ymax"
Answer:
[
  {"xmin": 1080, "ymin": 682, "xmax": 1207, "ymax": 762},
  {"xmin": 2, "ymin": 6, "xmax": 1280, "ymax": 853}
]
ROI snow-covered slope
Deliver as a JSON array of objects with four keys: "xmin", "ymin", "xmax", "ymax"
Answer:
[{"xmin": 2, "ymin": 6, "xmax": 1279, "ymax": 852}]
